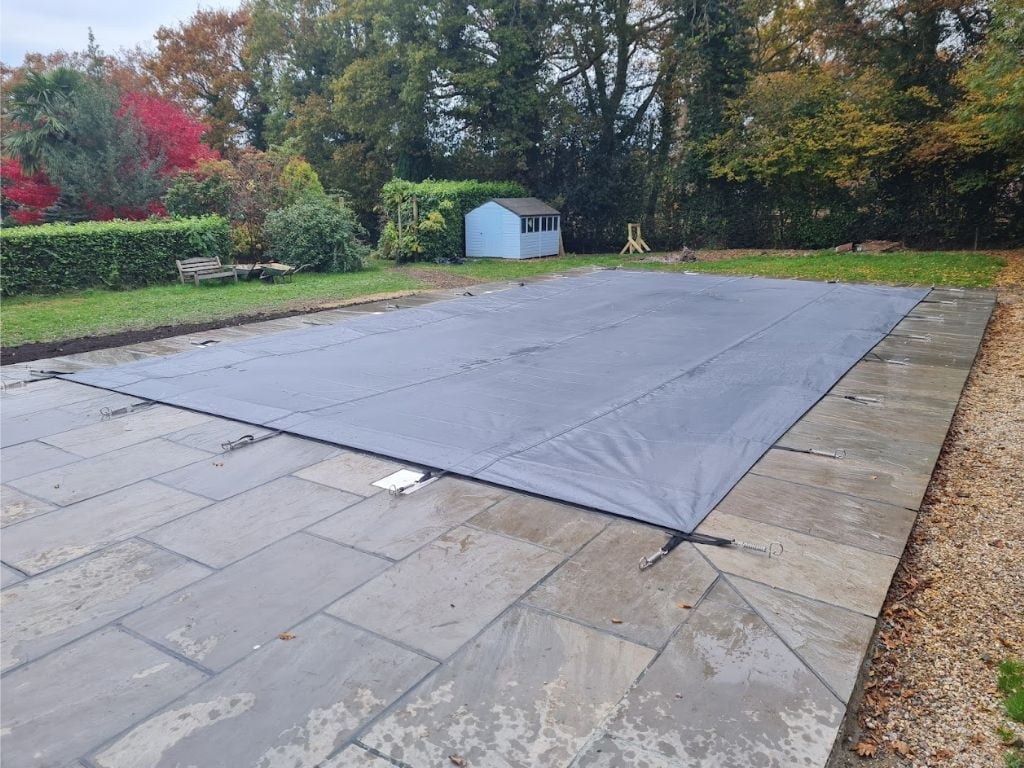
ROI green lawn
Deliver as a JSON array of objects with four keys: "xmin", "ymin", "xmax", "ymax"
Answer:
[
  {"xmin": 418, "ymin": 250, "xmax": 1004, "ymax": 287},
  {"xmin": 1, "ymin": 250, "xmax": 1002, "ymax": 347},
  {"xmin": 1, "ymin": 262, "xmax": 421, "ymax": 346}
]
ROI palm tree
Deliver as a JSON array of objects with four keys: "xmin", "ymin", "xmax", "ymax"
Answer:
[{"xmin": 3, "ymin": 68, "xmax": 82, "ymax": 174}]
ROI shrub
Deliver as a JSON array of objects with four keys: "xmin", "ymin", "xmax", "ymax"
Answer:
[
  {"xmin": 0, "ymin": 216, "xmax": 231, "ymax": 296},
  {"xmin": 379, "ymin": 178, "xmax": 528, "ymax": 262},
  {"xmin": 264, "ymin": 197, "xmax": 368, "ymax": 272},
  {"xmin": 164, "ymin": 164, "xmax": 232, "ymax": 218}
]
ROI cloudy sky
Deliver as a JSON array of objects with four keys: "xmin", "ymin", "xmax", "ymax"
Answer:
[{"xmin": 1, "ymin": 0, "xmax": 241, "ymax": 64}]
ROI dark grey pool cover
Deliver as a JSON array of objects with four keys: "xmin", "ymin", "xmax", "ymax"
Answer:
[{"xmin": 68, "ymin": 271, "xmax": 926, "ymax": 532}]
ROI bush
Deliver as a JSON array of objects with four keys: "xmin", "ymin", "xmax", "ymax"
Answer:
[
  {"xmin": 0, "ymin": 216, "xmax": 231, "ymax": 296},
  {"xmin": 379, "ymin": 178, "xmax": 528, "ymax": 262},
  {"xmin": 164, "ymin": 168, "xmax": 232, "ymax": 218},
  {"xmin": 264, "ymin": 197, "xmax": 368, "ymax": 272}
]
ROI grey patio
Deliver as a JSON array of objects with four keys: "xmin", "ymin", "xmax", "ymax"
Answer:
[{"xmin": 0, "ymin": 269, "xmax": 994, "ymax": 767}]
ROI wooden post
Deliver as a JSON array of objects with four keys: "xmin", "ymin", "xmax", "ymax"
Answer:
[{"xmin": 620, "ymin": 223, "xmax": 652, "ymax": 254}]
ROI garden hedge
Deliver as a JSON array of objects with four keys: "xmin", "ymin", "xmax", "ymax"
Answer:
[
  {"xmin": 0, "ymin": 216, "xmax": 231, "ymax": 296},
  {"xmin": 379, "ymin": 178, "xmax": 528, "ymax": 262}
]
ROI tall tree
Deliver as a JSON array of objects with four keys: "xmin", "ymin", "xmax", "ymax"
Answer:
[{"xmin": 144, "ymin": 7, "xmax": 267, "ymax": 149}]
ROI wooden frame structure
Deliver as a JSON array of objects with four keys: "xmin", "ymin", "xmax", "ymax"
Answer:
[{"xmin": 620, "ymin": 223, "xmax": 651, "ymax": 255}]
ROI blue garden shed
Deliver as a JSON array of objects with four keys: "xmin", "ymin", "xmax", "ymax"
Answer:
[{"xmin": 464, "ymin": 198, "xmax": 562, "ymax": 259}]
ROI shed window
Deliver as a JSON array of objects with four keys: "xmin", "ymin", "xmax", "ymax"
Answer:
[
  {"xmin": 521, "ymin": 218, "xmax": 527, "ymax": 234},
  {"xmin": 541, "ymin": 217, "xmax": 548, "ymax": 232},
  {"xmin": 553, "ymin": 217, "xmax": 559, "ymax": 231}
]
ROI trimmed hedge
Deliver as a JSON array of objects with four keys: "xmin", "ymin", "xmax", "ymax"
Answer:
[
  {"xmin": 1, "ymin": 216, "xmax": 231, "ymax": 296},
  {"xmin": 379, "ymin": 178, "xmax": 528, "ymax": 262}
]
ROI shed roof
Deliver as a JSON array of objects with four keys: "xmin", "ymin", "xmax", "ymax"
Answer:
[{"xmin": 490, "ymin": 197, "xmax": 560, "ymax": 216}]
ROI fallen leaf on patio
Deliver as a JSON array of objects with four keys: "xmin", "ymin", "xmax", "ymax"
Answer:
[
  {"xmin": 610, "ymin": 618, "xmax": 623, "ymax": 624},
  {"xmin": 676, "ymin": 602, "xmax": 692, "ymax": 609},
  {"xmin": 852, "ymin": 741, "xmax": 877, "ymax": 757},
  {"xmin": 892, "ymin": 741, "xmax": 910, "ymax": 756},
  {"xmin": 989, "ymin": 539, "xmax": 1006, "ymax": 548},
  {"xmin": 278, "ymin": 632, "xmax": 296, "ymax": 641},
  {"xmin": 449, "ymin": 755, "xmax": 467, "ymax": 766},
  {"xmin": 934, "ymin": 747, "xmax": 954, "ymax": 759}
]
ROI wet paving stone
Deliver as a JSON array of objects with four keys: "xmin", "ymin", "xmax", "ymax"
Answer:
[
  {"xmin": 696, "ymin": 512, "xmax": 898, "ymax": 617},
  {"xmin": 1, "ymin": 481, "xmax": 211, "ymax": 575},
  {"xmin": 163, "ymin": 416, "xmax": 274, "ymax": 453},
  {"xmin": 0, "ymin": 441, "xmax": 80, "ymax": 482},
  {"xmin": 7, "ymin": 438, "xmax": 211, "ymax": 506},
  {"xmin": 525, "ymin": 523, "xmax": 717, "ymax": 648},
  {"xmin": 41, "ymin": 405, "xmax": 210, "ymax": 458},
  {"xmin": 577, "ymin": 580, "xmax": 844, "ymax": 768},
  {"xmin": 294, "ymin": 450, "xmax": 406, "ymax": 496},
  {"xmin": 713, "ymin": 473, "xmax": 916, "ymax": 557},
  {"xmin": 328, "ymin": 526, "xmax": 563, "ymax": 658},
  {"xmin": 1, "ymin": 485, "xmax": 56, "ymax": 527},
  {"xmin": 1, "ymin": 540, "xmax": 210, "ymax": 672},
  {"xmin": 309, "ymin": 477, "xmax": 508, "ymax": 559},
  {"xmin": 468, "ymin": 493, "xmax": 609, "ymax": 554},
  {"xmin": 1, "ymin": 391, "xmax": 142, "ymax": 448},
  {"xmin": 1, "ymin": 563, "xmax": 26, "ymax": 588},
  {"xmin": 123, "ymin": 533, "xmax": 389, "ymax": 670},
  {"xmin": 1, "ymin": 627, "xmax": 206, "ymax": 768},
  {"xmin": 91, "ymin": 615, "xmax": 436, "ymax": 768},
  {"xmin": 360, "ymin": 605, "xmax": 654, "ymax": 768},
  {"xmin": 143, "ymin": 476, "xmax": 361, "ymax": 567},
  {"xmin": 728, "ymin": 576, "xmax": 875, "ymax": 702},
  {"xmin": 156, "ymin": 434, "xmax": 337, "ymax": 500}
]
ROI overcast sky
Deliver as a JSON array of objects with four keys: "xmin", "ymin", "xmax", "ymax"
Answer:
[{"xmin": 1, "ymin": 0, "xmax": 241, "ymax": 65}]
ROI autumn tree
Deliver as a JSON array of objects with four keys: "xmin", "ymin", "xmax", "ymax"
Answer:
[{"xmin": 144, "ymin": 7, "xmax": 267, "ymax": 149}]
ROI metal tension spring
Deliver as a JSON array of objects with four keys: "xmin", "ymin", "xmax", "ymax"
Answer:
[
  {"xmin": 100, "ymin": 401, "xmax": 155, "ymax": 421},
  {"xmin": 221, "ymin": 432, "xmax": 280, "ymax": 451}
]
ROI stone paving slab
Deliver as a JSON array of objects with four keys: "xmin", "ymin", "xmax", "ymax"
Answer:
[
  {"xmin": 156, "ymin": 434, "xmax": 337, "ymax": 500},
  {"xmin": 576, "ymin": 580, "xmax": 844, "ymax": 768},
  {"xmin": 727, "ymin": 575, "xmax": 875, "ymax": 702},
  {"xmin": 123, "ymin": 533, "xmax": 389, "ymax": 670},
  {"xmin": 143, "ymin": 476, "xmax": 361, "ymax": 567},
  {"xmin": 323, "ymin": 746, "xmax": 395, "ymax": 767},
  {"xmin": 328, "ymin": 525, "xmax": 563, "ymax": 658},
  {"xmin": 751, "ymin": 445, "xmax": 931, "ymax": 511},
  {"xmin": 309, "ymin": 477, "xmax": 508, "ymax": 559},
  {"xmin": 1, "ymin": 626, "xmax": 207, "ymax": 768},
  {"xmin": 294, "ymin": 450, "xmax": 407, "ymax": 496},
  {"xmin": 162, "ymin": 415, "xmax": 274, "ymax": 453},
  {"xmin": 1, "ymin": 480, "xmax": 212, "ymax": 574},
  {"xmin": 91, "ymin": 615, "xmax": 436, "ymax": 768},
  {"xmin": 468, "ymin": 493, "xmax": 609, "ymax": 554},
  {"xmin": 40, "ymin": 405, "xmax": 211, "ymax": 457},
  {"xmin": 525, "ymin": 523, "xmax": 718, "ymax": 648},
  {"xmin": 697, "ymin": 512, "xmax": 898, "ymax": 616},
  {"xmin": 0, "ymin": 378, "xmax": 111, "ymax": 418},
  {"xmin": 0, "ymin": 440, "xmax": 80, "ymax": 481},
  {"xmin": 360, "ymin": 605, "xmax": 655, "ymax": 767},
  {"xmin": 1, "ymin": 563, "xmax": 26, "ymax": 587},
  {"xmin": 1, "ymin": 485, "xmax": 56, "ymax": 527},
  {"xmin": 1, "ymin": 539, "xmax": 210, "ymax": 672},
  {"xmin": 712, "ymin": 473, "xmax": 916, "ymax": 557},
  {"xmin": 0, "ymin": 391, "xmax": 142, "ymax": 447},
  {"xmin": 7, "ymin": 438, "xmax": 211, "ymax": 506}
]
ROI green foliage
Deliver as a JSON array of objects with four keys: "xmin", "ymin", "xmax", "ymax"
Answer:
[
  {"xmin": 278, "ymin": 157, "xmax": 325, "ymax": 205},
  {"xmin": 265, "ymin": 197, "xmax": 368, "ymax": 272},
  {"xmin": 164, "ymin": 166, "xmax": 232, "ymax": 217},
  {"xmin": 2, "ymin": 67, "xmax": 82, "ymax": 174},
  {"xmin": 1000, "ymin": 660, "xmax": 1024, "ymax": 723},
  {"xmin": 379, "ymin": 178, "xmax": 528, "ymax": 262},
  {"xmin": 37, "ymin": 78, "xmax": 167, "ymax": 219},
  {"xmin": 0, "ymin": 216, "xmax": 231, "ymax": 296}
]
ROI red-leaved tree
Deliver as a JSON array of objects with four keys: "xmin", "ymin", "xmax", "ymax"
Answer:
[
  {"xmin": 1, "ymin": 158, "xmax": 61, "ymax": 223},
  {"xmin": 119, "ymin": 92, "xmax": 218, "ymax": 175}
]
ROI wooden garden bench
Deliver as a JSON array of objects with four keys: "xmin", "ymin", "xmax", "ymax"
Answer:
[{"xmin": 175, "ymin": 256, "xmax": 238, "ymax": 286}]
